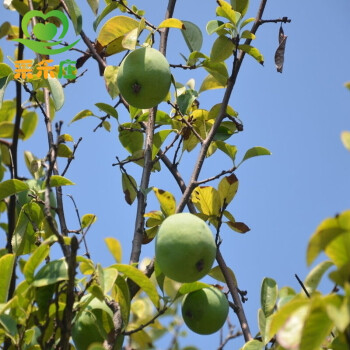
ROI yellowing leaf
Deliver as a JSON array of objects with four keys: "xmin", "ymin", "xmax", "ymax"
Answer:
[
  {"xmin": 104, "ymin": 65, "xmax": 119, "ymax": 99},
  {"xmin": 216, "ymin": 0, "xmax": 240, "ymax": 25},
  {"xmin": 191, "ymin": 186, "xmax": 221, "ymax": 216},
  {"xmin": 153, "ymin": 187, "xmax": 176, "ymax": 216},
  {"xmin": 81, "ymin": 214, "xmax": 97, "ymax": 228},
  {"xmin": 341, "ymin": 131, "xmax": 350, "ymax": 151},
  {"xmin": 199, "ymin": 74, "xmax": 226, "ymax": 93},
  {"xmin": 97, "ymin": 16, "xmax": 139, "ymax": 56},
  {"xmin": 105, "ymin": 237, "xmax": 122, "ymax": 263},
  {"xmin": 218, "ymin": 174, "xmax": 239, "ymax": 207},
  {"xmin": 238, "ymin": 44, "xmax": 264, "ymax": 64},
  {"xmin": 69, "ymin": 109, "xmax": 94, "ymax": 124},
  {"xmin": 158, "ymin": 18, "xmax": 185, "ymax": 29},
  {"xmin": 49, "ymin": 175, "xmax": 75, "ymax": 187},
  {"xmin": 0, "ymin": 254, "xmax": 15, "ymax": 303}
]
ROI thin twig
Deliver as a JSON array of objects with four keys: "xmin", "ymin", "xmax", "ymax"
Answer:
[{"xmin": 61, "ymin": 137, "xmax": 83, "ymax": 177}]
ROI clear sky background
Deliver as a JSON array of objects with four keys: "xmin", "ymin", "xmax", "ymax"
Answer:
[{"xmin": 1, "ymin": 0, "xmax": 350, "ymax": 349}]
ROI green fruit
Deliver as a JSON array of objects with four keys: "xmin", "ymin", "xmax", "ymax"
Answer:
[
  {"xmin": 155, "ymin": 213, "xmax": 216, "ymax": 283},
  {"xmin": 72, "ymin": 296, "xmax": 114, "ymax": 350},
  {"xmin": 181, "ymin": 287, "xmax": 229, "ymax": 335},
  {"xmin": 117, "ymin": 47, "xmax": 171, "ymax": 109}
]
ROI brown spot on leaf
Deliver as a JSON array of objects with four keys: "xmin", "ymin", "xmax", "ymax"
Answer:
[
  {"xmin": 158, "ymin": 189, "xmax": 165, "ymax": 194},
  {"xmin": 226, "ymin": 173, "xmax": 238, "ymax": 184}
]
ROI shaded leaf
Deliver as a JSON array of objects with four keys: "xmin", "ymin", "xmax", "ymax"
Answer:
[
  {"xmin": 226, "ymin": 221, "xmax": 250, "ymax": 233},
  {"xmin": 33, "ymin": 259, "xmax": 69, "ymax": 287},
  {"xmin": 152, "ymin": 129, "xmax": 173, "ymax": 159},
  {"xmin": 95, "ymin": 102, "xmax": 118, "ymax": 119},
  {"xmin": 231, "ymin": 0, "xmax": 250, "ymax": 17},
  {"xmin": 57, "ymin": 144, "xmax": 73, "ymax": 158},
  {"xmin": 47, "ymin": 76, "xmax": 64, "ymax": 111},
  {"xmin": 87, "ymin": 0, "xmax": 99, "ymax": 15},
  {"xmin": 261, "ymin": 277, "xmax": 278, "ymax": 317},
  {"xmin": 93, "ymin": 2, "xmax": 119, "ymax": 31},
  {"xmin": 275, "ymin": 26, "xmax": 288, "ymax": 73},
  {"xmin": 174, "ymin": 281, "xmax": 210, "ymax": 300},
  {"xmin": 177, "ymin": 89, "xmax": 198, "ymax": 115},
  {"xmin": 23, "ymin": 244, "xmax": 50, "ymax": 283},
  {"xmin": 21, "ymin": 110, "xmax": 38, "ymax": 140},
  {"xmin": 181, "ymin": 20, "xmax": 203, "ymax": 52},
  {"xmin": 65, "ymin": 0, "xmax": 82, "ymax": 34},
  {"xmin": 210, "ymin": 35, "xmax": 235, "ymax": 62},
  {"xmin": 122, "ymin": 173, "xmax": 137, "ymax": 205},
  {"xmin": 208, "ymin": 265, "xmax": 237, "ymax": 285}
]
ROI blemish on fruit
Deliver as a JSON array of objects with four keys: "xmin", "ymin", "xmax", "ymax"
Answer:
[
  {"xmin": 132, "ymin": 82, "xmax": 141, "ymax": 94},
  {"xmin": 185, "ymin": 310, "xmax": 193, "ymax": 319},
  {"xmin": 196, "ymin": 258, "xmax": 205, "ymax": 272}
]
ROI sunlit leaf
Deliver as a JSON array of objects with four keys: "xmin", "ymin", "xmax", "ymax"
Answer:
[
  {"xmin": 206, "ymin": 20, "xmax": 225, "ymax": 35},
  {"xmin": 241, "ymin": 146, "xmax": 271, "ymax": 163},
  {"xmin": 0, "ymin": 179, "xmax": 29, "ymax": 201},
  {"xmin": 340, "ymin": 131, "xmax": 350, "ymax": 151},
  {"xmin": 152, "ymin": 130, "xmax": 173, "ymax": 159},
  {"xmin": 158, "ymin": 18, "xmax": 185, "ymax": 29},
  {"xmin": 238, "ymin": 44, "xmax": 264, "ymax": 64},
  {"xmin": 112, "ymin": 264, "xmax": 159, "ymax": 308},
  {"xmin": 153, "ymin": 187, "xmax": 176, "ymax": 217},
  {"xmin": 215, "ymin": 141, "xmax": 237, "ymax": 162},
  {"xmin": 23, "ymin": 244, "xmax": 50, "ymax": 283},
  {"xmin": 174, "ymin": 281, "xmax": 210, "ymax": 300},
  {"xmin": 103, "ymin": 65, "xmax": 119, "ymax": 99},
  {"xmin": 81, "ymin": 214, "xmax": 97, "ymax": 228},
  {"xmin": 87, "ymin": 0, "xmax": 99, "ymax": 15},
  {"xmin": 199, "ymin": 74, "xmax": 226, "ymax": 93},
  {"xmin": 57, "ymin": 144, "xmax": 73, "ymax": 158},
  {"xmin": 218, "ymin": 174, "xmax": 239, "ymax": 207},
  {"xmin": 0, "ymin": 254, "xmax": 15, "ymax": 303},
  {"xmin": 119, "ymin": 123, "xmax": 144, "ymax": 154},
  {"xmin": 210, "ymin": 35, "xmax": 235, "ymax": 62},
  {"xmin": 113, "ymin": 274, "xmax": 131, "ymax": 326},
  {"xmin": 95, "ymin": 102, "xmax": 118, "ymax": 119},
  {"xmin": 208, "ymin": 265, "xmax": 237, "ymax": 285},
  {"xmin": 69, "ymin": 109, "xmax": 94, "ymax": 124},
  {"xmin": 105, "ymin": 237, "xmax": 122, "ymax": 263},
  {"xmin": 303, "ymin": 260, "xmax": 334, "ymax": 295},
  {"xmin": 191, "ymin": 186, "xmax": 221, "ymax": 216},
  {"xmin": 241, "ymin": 339, "xmax": 264, "ymax": 350},
  {"xmin": 217, "ymin": 0, "xmax": 241, "ymax": 25},
  {"xmin": 49, "ymin": 175, "xmax": 75, "ymax": 187}
]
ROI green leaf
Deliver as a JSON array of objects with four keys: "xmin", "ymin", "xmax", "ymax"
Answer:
[
  {"xmin": 102, "ymin": 267, "xmax": 118, "ymax": 294},
  {"xmin": 57, "ymin": 143, "xmax": 73, "ymax": 158},
  {"xmin": 0, "ymin": 121, "xmax": 24, "ymax": 138},
  {"xmin": 215, "ymin": 141, "xmax": 237, "ymax": 162},
  {"xmin": 112, "ymin": 264, "xmax": 160, "ymax": 308},
  {"xmin": 93, "ymin": 3, "xmax": 119, "ymax": 31},
  {"xmin": 303, "ymin": 260, "xmax": 334, "ymax": 295},
  {"xmin": 152, "ymin": 130, "xmax": 173, "ymax": 159},
  {"xmin": 341, "ymin": 131, "xmax": 350, "ymax": 151},
  {"xmin": 153, "ymin": 187, "xmax": 176, "ymax": 217},
  {"xmin": 154, "ymin": 260, "xmax": 165, "ymax": 293},
  {"xmin": 0, "ymin": 179, "xmax": 29, "ymax": 201},
  {"xmin": 0, "ymin": 254, "xmax": 15, "ymax": 303},
  {"xmin": 216, "ymin": 0, "xmax": 241, "ymax": 25},
  {"xmin": 49, "ymin": 175, "xmax": 75, "ymax": 187},
  {"xmin": 238, "ymin": 44, "xmax": 264, "ymax": 64},
  {"xmin": 199, "ymin": 74, "xmax": 226, "ymax": 93},
  {"xmin": 81, "ymin": 214, "xmax": 97, "ymax": 228},
  {"xmin": 0, "ymin": 100, "xmax": 16, "ymax": 122},
  {"xmin": 47, "ymin": 76, "xmax": 64, "ymax": 111},
  {"xmin": 69, "ymin": 109, "xmax": 94, "ymax": 124},
  {"xmin": 119, "ymin": 123, "xmax": 144, "ymax": 154},
  {"xmin": 241, "ymin": 146, "xmax": 271, "ymax": 163},
  {"xmin": 177, "ymin": 89, "xmax": 198, "ymax": 115},
  {"xmin": 97, "ymin": 16, "xmax": 139, "ymax": 55},
  {"xmin": 241, "ymin": 30, "xmax": 255, "ymax": 39},
  {"xmin": 87, "ymin": 0, "xmax": 99, "ymax": 15},
  {"xmin": 210, "ymin": 35, "xmax": 235, "ymax": 62},
  {"xmin": 240, "ymin": 17, "xmax": 255, "ymax": 29},
  {"xmin": 113, "ymin": 274, "xmax": 131, "ymax": 327},
  {"xmin": 122, "ymin": 173, "xmax": 137, "ymax": 205},
  {"xmin": 325, "ymin": 231, "xmax": 350, "ymax": 268},
  {"xmin": 21, "ymin": 110, "xmax": 38, "ymax": 140},
  {"xmin": 33, "ymin": 259, "xmax": 69, "ymax": 287},
  {"xmin": 306, "ymin": 210, "xmax": 350, "ymax": 265},
  {"xmin": 191, "ymin": 186, "xmax": 221, "ymax": 216},
  {"xmin": 11, "ymin": 205, "xmax": 31, "ymax": 255},
  {"xmin": 203, "ymin": 60, "xmax": 229, "ymax": 86},
  {"xmin": 299, "ymin": 298, "xmax": 333, "ymax": 350},
  {"xmin": 181, "ymin": 20, "xmax": 203, "ymax": 52},
  {"xmin": 95, "ymin": 102, "xmax": 118, "ymax": 119},
  {"xmin": 104, "ymin": 237, "xmax": 122, "ymax": 263},
  {"xmin": 0, "ymin": 22, "xmax": 11, "ymax": 39},
  {"xmin": 208, "ymin": 265, "xmax": 237, "ymax": 285},
  {"xmin": 261, "ymin": 277, "xmax": 278, "ymax": 317},
  {"xmin": 158, "ymin": 18, "xmax": 185, "ymax": 29},
  {"xmin": 218, "ymin": 174, "xmax": 239, "ymax": 207},
  {"xmin": 23, "ymin": 244, "xmax": 50, "ymax": 283},
  {"xmin": 231, "ymin": 0, "xmax": 250, "ymax": 17},
  {"xmin": 0, "ymin": 73, "xmax": 13, "ymax": 108},
  {"xmin": 65, "ymin": 0, "xmax": 82, "ymax": 34},
  {"xmin": 174, "ymin": 281, "xmax": 210, "ymax": 300},
  {"xmin": 0, "ymin": 63, "xmax": 12, "ymax": 78},
  {"xmin": 103, "ymin": 65, "xmax": 119, "ymax": 99},
  {"xmin": 258, "ymin": 308, "xmax": 272, "ymax": 345},
  {"xmin": 206, "ymin": 20, "xmax": 225, "ymax": 35}
]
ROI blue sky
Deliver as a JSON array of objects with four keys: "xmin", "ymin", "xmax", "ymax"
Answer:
[{"xmin": 1, "ymin": 0, "xmax": 350, "ymax": 349}]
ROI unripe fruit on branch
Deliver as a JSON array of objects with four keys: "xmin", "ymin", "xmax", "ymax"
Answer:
[
  {"xmin": 155, "ymin": 213, "xmax": 216, "ymax": 283},
  {"xmin": 181, "ymin": 287, "xmax": 229, "ymax": 335},
  {"xmin": 117, "ymin": 47, "xmax": 171, "ymax": 109}
]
